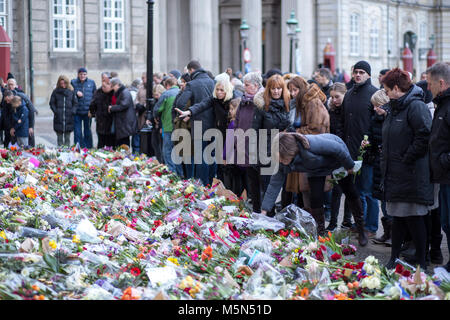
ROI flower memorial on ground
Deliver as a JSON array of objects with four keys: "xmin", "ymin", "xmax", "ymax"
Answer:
[{"xmin": 0, "ymin": 146, "xmax": 449, "ymax": 300}]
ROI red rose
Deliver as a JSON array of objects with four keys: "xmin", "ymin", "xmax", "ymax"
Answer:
[
  {"xmin": 71, "ymin": 185, "xmax": 78, "ymax": 192},
  {"xmin": 402, "ymin": 270, "xmax": 411, "ymax": 277},
  {"xmin": 395, "ymin": 264, "xmax": 404, "ymax": 274},
  {"xmin": 155, "ymin": 171, "xmax": 162, "ymax": 177},
  {"xmin": 330, "ymin": 253, "xmax": 342, "ymax": 261}
]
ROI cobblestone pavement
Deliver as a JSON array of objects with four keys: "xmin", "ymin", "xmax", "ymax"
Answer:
[{"xmin": 34, "ymin": 106, "xmax": 449, "ymax": 271}]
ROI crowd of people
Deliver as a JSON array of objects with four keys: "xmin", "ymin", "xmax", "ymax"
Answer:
[{"xmin": 0, "ymin": 58, "xmax": 449, "ymax": 274}]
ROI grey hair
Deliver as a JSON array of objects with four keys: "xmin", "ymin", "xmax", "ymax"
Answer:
[
  {"xmin": 131, "ymin": 78, "xmax": 142, "ymax": 88},
  {"xmin": 243, "ymin": 72, "xmax": 262, "ymax": 89},
  {"xmin": 110, "ymin": 78, "xmax": 122, "ymax": 87},
  {"xmin": 426, "ymin": 62, "xmax": 450, "ymax": 84},
  {"xmin": 101, "ymin": 72, "xmax": 111, "ymax": 79}
]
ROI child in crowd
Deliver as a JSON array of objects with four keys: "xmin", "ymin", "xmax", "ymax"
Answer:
[{"xmin": 10, "ymin": 96, "xmax": 29, "ymax": 148}]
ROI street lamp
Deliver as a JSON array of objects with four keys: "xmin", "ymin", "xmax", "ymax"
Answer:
[
  {"xmin": 429, "ymin": 34, "xmax": 435, "ymax": 49},
  {"xmin": 240, "ymin": 19, "xmax": 250, "ymax": 72},
  {"xmin": 286, "ymin": 10, "xmax": 298, "ymax": 73},
  {"xmin": 141, "ymin": 0, "xmax": 155, "ymax": 156},
  {"xmin": 294, "ymin": 27, "xmax": 301, "ymax": 74}
]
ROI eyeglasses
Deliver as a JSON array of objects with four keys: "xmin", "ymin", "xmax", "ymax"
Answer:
[{"xmin": 353, "ymin": 70, "xmax": 367, "ymax": 75}]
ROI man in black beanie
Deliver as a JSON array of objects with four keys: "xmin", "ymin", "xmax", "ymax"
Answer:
[{"xmin": 340, "ymin": 60, "xmax": 379, "ymax": 245}]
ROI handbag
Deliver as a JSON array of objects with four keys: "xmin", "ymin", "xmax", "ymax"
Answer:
[{"xmin": 285, "ymin": 172, "xmax": 332, "ymax": 193}]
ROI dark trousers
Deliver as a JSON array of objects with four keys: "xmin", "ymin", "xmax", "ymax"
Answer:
[
  {"xmin": 219, "ymin": 164, "xmax": 246, "ymax": 198},
  {"xmin": 330, "ymin": 185, "xmax": 353, "ymax": 225},
  {"xmin": 391, "ymin": 216, "xmax": 427, "ymax": 268},
  {"xmin": 152, "ymin": 129, "xmax": 163, "ymax": 163},
  {"xmin": 245, "ymin": 166, "xmax": 262, "ymax": 213},
  {"xmin": 98, "ymin": 133, "xmax": 115, "ymax": 149}
]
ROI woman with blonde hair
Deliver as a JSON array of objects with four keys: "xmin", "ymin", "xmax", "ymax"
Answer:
[
  {"xmin": 49, "ymin": 75, "xmax": 78, "ymax": 146},
  {"xmin": 252, "ymin": 74, "xmax": 291, "ymax": 212}
]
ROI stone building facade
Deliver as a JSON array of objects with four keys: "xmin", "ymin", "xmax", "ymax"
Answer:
[{"xmin": 4, "ymin": 0, "xmax": 450, "ymax": 107}]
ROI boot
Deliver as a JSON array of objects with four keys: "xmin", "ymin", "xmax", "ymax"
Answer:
[
  {"xmin": 429, "ymin": 234, "xmax": 443, "ymax": 265},
  {"xmin": 347, "ymin": 197, "xmax": 368, "ymax": 247},
  {"xmin": 310, "ymin": 207, "xmax": 326, "ymax": 237},
  {"xmin": 372, "ymin": 217, "xmax": 392, "ymax": 245}
]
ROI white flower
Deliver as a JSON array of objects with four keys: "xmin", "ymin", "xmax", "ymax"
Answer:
[
  {"xmin": 305, "ymin": 260, "xmax": 319, "ymax": 274},
  {"xmin": 388, "ymin": 285, "xmax": 401, "ymax": 299},
  {"xmin": 338, "ymin": 283, "xmax": 349, "ymax": 293},
  {"xmin": 21, "ymin": 268, "xmax": 30, "ymax": 277},
  {"xmin": 306, "ymin": 241, "xmax": 318, "ymax": 252},
  {"xmin": 364, "ymin": 263, "xmax": 375, "ymax": 275},
  {"xmin": 365, "ymin": 256, "xmax": 379, "ymax": 265},
  {"xmin": 361, "ymin": 276, "xmax": 381, "ymax": 290}
]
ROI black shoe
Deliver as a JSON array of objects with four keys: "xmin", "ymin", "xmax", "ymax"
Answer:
[
  {"xmin": 341, "ymin": 221, "xmax": 353, "ymax": 230},
  {"xmin": 385, "ymin": 258, "xmax": 397, "ymax": 270},
  {"xmin": 400, "ymin": 247, "xmax": 416, "ymax": 260},
  {"xmin": 430, "ymin": 250, "xmax": 444, "ymax": 265},
  {"xmin": 325, "ymin": 222, "xmax": 337, "ymax": 232},
  {"xmin": 403, "ymin": 255, "xmax": 429, "ymax": 269}
]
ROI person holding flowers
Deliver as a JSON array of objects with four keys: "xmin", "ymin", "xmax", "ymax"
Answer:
[{"xmin": 261, "ymin": 132, "xmax": 368, "ymax": 246}]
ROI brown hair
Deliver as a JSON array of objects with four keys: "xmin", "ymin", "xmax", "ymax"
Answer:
[
  {"xmin": 381, "ymin": 68, "xmax": 412, "ymax": 92},
  {"xmin": 164, "ymin": 77, "xmax": 177, "ymax": 87},
  {"xmin": 56, "ymin": 75, "xmax": 73, "ymax": 91},
  {"xmin": 274, "ymin": 132, "xmax": 310, "ymax": 164},
  {"xmin": 263, "ymin": 75, "xmax": 290, "ymax": 112},
  {"xmin": 330, "ymin": 82, "xmax": 347, "ymax": 95}
]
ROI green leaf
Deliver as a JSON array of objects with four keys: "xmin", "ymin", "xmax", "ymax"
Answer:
[{"xmin": 43, "ymin": 253, "xmax": 59, "ymax": 273}]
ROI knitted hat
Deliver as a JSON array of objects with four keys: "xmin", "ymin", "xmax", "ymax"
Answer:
[
  {"xmin": 7, "ymin": 72, "xmax": 14, "ymax": 80},
  {"xmin": 169, "ymin": 70, "xmax": 181, "ymax": 79},
  {"xmin": 78, "ymin": 67, "xmax": 88, "ymax": 74},
  {"xmin": 353, "ymin": 61, "xmax": 371, "ymax": 76}
]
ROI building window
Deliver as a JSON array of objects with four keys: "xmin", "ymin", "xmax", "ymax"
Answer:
[
  {"xmin": 350, "ymin": 13, "xmax": 360, "ymax": 56},
  {"xmin": 370, "ymin": 20, "xmax": 379, "ymax": 56},
  {"xmin": 0, "ymin": 0, "xmax": 8, "ymax": 32},
  {"xmin": 388, "ymin": 18, "xmax": 395, "ymax": 56},
  {"xmin": 420, "ymin": 22, "xmax": 427, "ymax": 44},
  {"xmin": 52, "ymin": 0, "xmax": 77, "ymax": 51},
  {"xmin": 103, "ymin": 0, "xmax": 125, "ymax": 52}
]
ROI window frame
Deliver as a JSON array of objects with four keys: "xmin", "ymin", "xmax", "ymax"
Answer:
[
  {"xmin": 369, "ymin": 19, "xmax": 379, "ymax": 57},
  {"xmin": 51, "ymin": 0, "xmax": 77, "ymax": 52},
  {"xmin": 349, "ymin": 13, "xmax": 360, "ymax": 56},
  {"xmin": 102, "ymin": 0, "xmax": 126, "ymax": 53}
]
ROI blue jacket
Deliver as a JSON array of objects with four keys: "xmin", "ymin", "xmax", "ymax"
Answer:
[
  {"xmin": 13, "ymin": 102, "xmax": 29, "ymax": 138},
  {"xmin": 261, "ymin": 133, "xmax": 354, "ymax": 212},
  {"xmin": 70, "ymin": 78, "xmax": 97, "ymax": 115}
]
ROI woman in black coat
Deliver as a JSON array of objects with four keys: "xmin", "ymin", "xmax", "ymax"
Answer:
[
  {"xmin": 49, "ymin": 75, "xmax": 78, "ymax": 147},
  {"xmin": 380, "ymin": 69, "xmax": 434, "ymax": 270},
  {"xmin": 252, "ymin": 74, "xmax": 291, "ymax": 196},
  {"xmin": 260, "ymin": 132, "xmax": 368, "ymax": 245},
  {"xmin": 109, "ymin": 78, "xmax": 138, "ymax": 148},
  {"xmin": 89, "ymin": 81, "xmax": 114, "ymax": 149}
]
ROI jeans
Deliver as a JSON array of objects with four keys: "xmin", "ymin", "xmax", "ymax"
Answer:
[
  {"xmin": 162, "ymin": 132, "xmax": 178, "ymax": 174},
  {"xmin": 440, "ymin": 184, "xmax": 450, "ymax": 258},
  {"xmin": 17, "ymin": 136, "xmax": 29, "ymax": 148},
  {"xmin": 56, "ymin": 132, "xmax": 71, "ymax": 147},
  {"xmin": 74, "ymin": 114, "xmax": 93, "ymax": 149},
  {"xmin": 132, "ymin": 134, "xmax": 140, "ymax": 155},
  {"xmin": 324, "ymin": 190, "xmax": 332, "ymax": 219},
  {"xmin": 193, "ymin": 141, "xmax": 215, "ymax": 186},
  {"xmin": 356, "ymin": 164, "xmax": 379, "ymax": 233}
]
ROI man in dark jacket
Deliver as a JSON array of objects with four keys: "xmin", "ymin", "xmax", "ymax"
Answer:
[
  {"xmin": 426, "ymin": 62, "xmax": 450, "ymax": 272},
  {"xmin": 314, "ymin": 68, "xmax": 334, "ymax": 100},
  {"xmin": 7, "ymin": 78, "xmax": 37, "ymax": 147},
  {"xmin": 109, "ymin": 78, "xmax": 137, "ymax": 148},
  {"xmin": 0, "ymin": 90, "xmax": 17, "ymax": 147},
  {"xmin": 341, "ymin": 60, "xmax": 379, "ymax": 237},
  {"xmin": 175, "ymin": 60, "xmax": 215, "ymax": 186},
  {"xmin": 71, "ymin": 67, "xmax": 97, "ymax": 149},
  {"xmin": 89, "ymin": 81, "xmax": 114, "ymax": 149}
]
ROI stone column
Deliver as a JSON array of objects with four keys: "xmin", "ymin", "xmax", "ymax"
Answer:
[
  {"xmin": 282, "ymin": 0, "xmax": 316, "ymax": 77},
  {"xmin": 153, "ymin": 0, "xmax": 168, "ymax": 73},
  {"xmin": 221, "ymin": 19, "xmax": 233, "ymax": 72},
  {"xmin": 190, "ymin": 0, "xmax": 214, "ymax": 72},
  {"xmin": 241, "ymin": 0, "xmax": 262, "ymax": 73}
]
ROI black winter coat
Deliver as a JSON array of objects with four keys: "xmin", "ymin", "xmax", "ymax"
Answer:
[
  {"xmin": 381, "ymin": 85, "xmax": 434, "ymax": 205},
  {"xmin": 49, "ymin": 88, "xmax": 78, "ymax": 133},
  {"xmin": 328, "ymin": 106, "xmax": 344, "ymax": 138},
  {"xmin": 429, "ymin": 87, "xmax": 450, "ymax": 184},
  {"xmin": 252, "ymin": 99, "xmax": 291, "ymax": 159},
  {"xmin": 189, "ymin": 91, "xmax": 239, "ymax": 137},
  {"xmin": 341, "ymin": 79, "xmax": 378, "ymax": 160},
  {"xmin": 89, "ymin": 88, "xmax": 114, "ymax": 135},
  {"xmin": 110, "ymin": 86, "xmax": 138, "ymax": 140},
  {"xmin": 175, "ymin": 69, "xmax": 215, "ymax": 134},
  {"xmin": 368, "ymin": 109, "xmax": 387, "ymax": 200}
]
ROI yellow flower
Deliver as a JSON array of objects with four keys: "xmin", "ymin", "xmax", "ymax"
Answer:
[
  {"xmin": 151, "ymin": 199, "xmax": 156, "ymax": 204},
  {"xmin": 0, "ymin": 231, "xmax": 6, "ymax": 240},
  {"xmin": 167, "ymin": 257, "xmax": 180, "ymax": 266},
  {"xmin": 72, "ymin": 235, "xmax": 80, "ymax": 244},
  {"xmin": 48, "ymin": 240, "xmax": 57, "ymax": 250}
]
